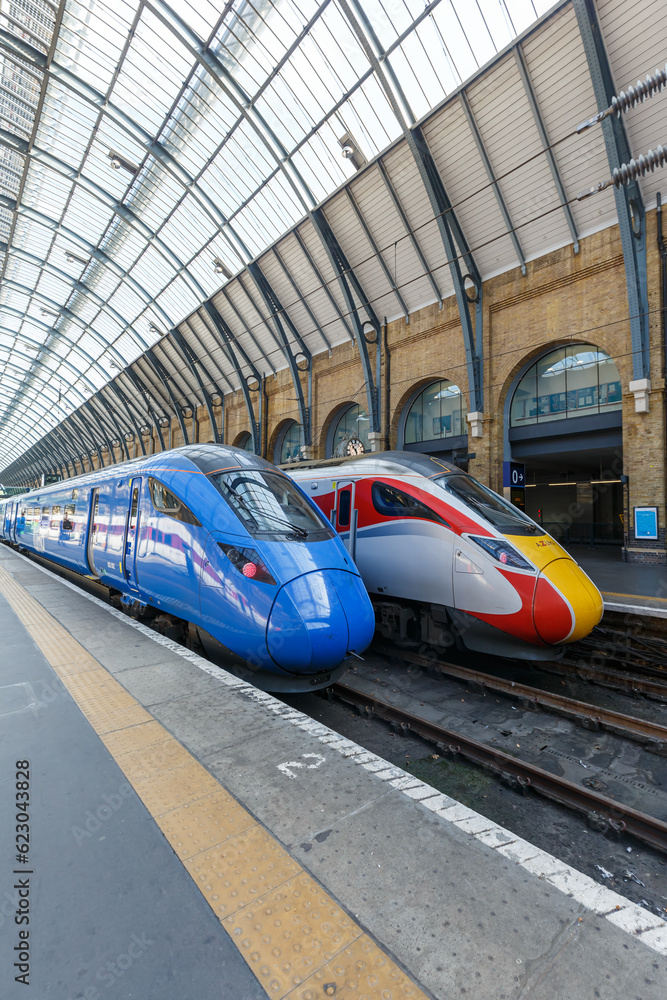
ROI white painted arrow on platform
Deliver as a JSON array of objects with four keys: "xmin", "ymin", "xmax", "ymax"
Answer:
[{"xmin": 277, "ymin": 753, "xmax": 326, "ymax": 778}]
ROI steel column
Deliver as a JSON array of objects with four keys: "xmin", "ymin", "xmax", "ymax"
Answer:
[
  {"xmin": 573, "ymin": 0, "xmax": 649, "ymax": 379},
  {"xmin": 202, "ymin": 302, "xmax": 261, "ymax": 453},
  {"xmin": 172, "ymin": 327, "xmax": 221, "ymax": 444}
]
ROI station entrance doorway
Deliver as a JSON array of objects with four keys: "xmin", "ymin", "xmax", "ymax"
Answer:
[{"xmin": 507, "ymin": 344, "xmax": 624, "ymax": 551}]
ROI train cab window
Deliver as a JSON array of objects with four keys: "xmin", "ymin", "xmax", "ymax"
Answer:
[
  {"xmin": 149, "ymin": 478, "xmax": 202, "ymax": 526},
  {"xmin": 208, "ymin": 469, "xmax": 334, "ymax": 541},
  {"xmin": 372, "ymin": 482, "xmax": 449, "ymax": 526},
  {"xmin": 434, "ymin": 474, "xmax": 540, "ymax": 536}
]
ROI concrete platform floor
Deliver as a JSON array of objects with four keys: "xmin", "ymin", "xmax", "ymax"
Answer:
[{"xmin": 1, "ymin": 543, "xmax": 666, "ymax": 1000}]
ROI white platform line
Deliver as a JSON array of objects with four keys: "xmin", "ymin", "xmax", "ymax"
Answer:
[{"xmin": 13, "ymin": 552, "xmax": 667, "ymax": 957}]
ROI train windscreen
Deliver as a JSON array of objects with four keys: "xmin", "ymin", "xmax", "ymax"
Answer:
[
  {"xmin": 209, "ymin": 470, "xmax": 334, "ymax": 541},
  {"xmin": 434, "ymin": 474, "xmax": 541, "ymax": 536}
]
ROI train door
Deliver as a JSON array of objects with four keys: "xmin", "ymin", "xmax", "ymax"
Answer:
[
  {"xmin": 123, "ymin": 479, "xmax": 141, "ymax": 593},
  {"xmin": 4, "ymin": 501, "xmax": 14, "ymax": 540},
  {"xmin": 334, "ymin": 480, "xmax": 357, "ymax": 559},
  {"xmin": 86, "ymin": 489, "xmax": 101, "ymax": 577}
]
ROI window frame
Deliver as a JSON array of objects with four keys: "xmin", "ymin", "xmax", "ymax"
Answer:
[{"xmin": 148, "ymin": 477, "xmax": 202, "ymax": 527}]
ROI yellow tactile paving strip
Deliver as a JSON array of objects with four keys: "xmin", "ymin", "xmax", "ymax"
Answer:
[{"xmin": 0, "ymin": 564, "xmax": 428, "ymax": 1000}]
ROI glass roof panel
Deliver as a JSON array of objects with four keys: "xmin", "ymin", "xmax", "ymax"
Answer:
[{"xmin": 0, "ymin": 0, "xmax": 553, "ymax": 473}]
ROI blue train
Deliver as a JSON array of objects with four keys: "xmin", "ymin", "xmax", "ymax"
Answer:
[{"xmin": 0, "ymin": 445, "xmax": 375, "ymax": 691}]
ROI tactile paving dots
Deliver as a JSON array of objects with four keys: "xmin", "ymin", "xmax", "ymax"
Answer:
[
  {"xmin": 185, "ymin": 826, "xmax": 301, "ymax": 917},
  {"xmin": 155, "ymin": 789, "xmax": 256, "ymax": 860},
  {"xmin": 287, "ymin": 934, "xmax": 429, "ymax": 999},
  {"xmin": 223, "ymin": 873, "xmax": 361, "ymax": 997}
]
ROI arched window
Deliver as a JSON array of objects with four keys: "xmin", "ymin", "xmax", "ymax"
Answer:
[
  {"xmin": 274, "ymin": 421, "xmax": 301, "ymax": 464},
  {"xmin": 235, "ymin": 432, "xmax": 254, "ymax": 452},
  {"xmin": 510, "ymin": 345, "xmax": 622, "ymax": 427},
  {"xmin": 330, "ymin": 404, "xmax": 369, "ymax": 457},
  {"xmin": 404, "ymin": 380, "xmax": 464, "ymax": 444}
]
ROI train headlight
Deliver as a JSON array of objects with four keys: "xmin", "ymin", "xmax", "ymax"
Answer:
[
  {"xmin": 469, "ymin": 536, "xmax": 534, "ymax": 571},
  {"xmin": 218, "ymin": 543, "xmax": 277, "ymax": 585}
]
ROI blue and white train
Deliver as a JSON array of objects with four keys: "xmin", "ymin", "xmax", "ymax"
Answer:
[{"xmin": 0, "ymin": 445, "xmax": 375, "ymax": 691}]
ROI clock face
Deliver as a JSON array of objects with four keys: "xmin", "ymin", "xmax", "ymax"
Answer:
[{"xmin": 346, "ymin": 437, "xmax": 365, "ymax": 456}]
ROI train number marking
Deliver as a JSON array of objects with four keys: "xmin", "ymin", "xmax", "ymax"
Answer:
[{"xmin": 277, "ymin": 753, "xmax": 326, "ymax": 779}]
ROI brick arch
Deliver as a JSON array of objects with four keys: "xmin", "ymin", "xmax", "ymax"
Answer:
[
  {"xmin": 389, "ymin": 375, "xmax": 468, "ymax": 450},
  {"xmin": 232, "ymin": 430, "xmax": 252, "ymax": 448},
  {"xmin": 320, "ymin": 397, "xmax": 376, "ymax": 458},
  {"xmin": 268, "ymin": 418, "xmax": 298, "ymax": 463},
  {"xmin": 498, "ymin": 338, "xmax": 624, "ymax": 416}
]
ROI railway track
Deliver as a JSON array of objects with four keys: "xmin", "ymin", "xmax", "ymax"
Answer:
[
  {"xmin": 373, "ymin": 644, "xmax": 667, "ymax": 749},
  {"xmin": 331, "ymin": 675, "xmax": 667, "ymax": 854}
]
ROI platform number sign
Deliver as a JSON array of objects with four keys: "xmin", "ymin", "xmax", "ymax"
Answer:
[{"xmin": 502, "ymin": 461, "xmax": 526, "ymax": 488}]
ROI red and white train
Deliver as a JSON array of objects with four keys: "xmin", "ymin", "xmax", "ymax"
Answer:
[{"xmin": 288, "ymin": 451, "xmax": 603, "ymax": 659}]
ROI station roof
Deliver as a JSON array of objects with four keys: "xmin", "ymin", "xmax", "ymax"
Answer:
[{"xmin": 0, "ymin": 0, "xmax": 665, "ymax": 482}]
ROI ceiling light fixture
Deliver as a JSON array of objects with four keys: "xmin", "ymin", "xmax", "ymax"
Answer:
[
  {"xmin": 148, "ymin": 322, "xmax": 161, "ymax": 335},
  {"xmin": 339, "ymin": 132, "xmax": 366, "ymax": 170},
  {"xmin": 65, "ymin": 250, "xmax": 88, "ymax": 266},
  {"xmin": 213, "ymin": 257, "xmax": 233, "ymax": 279},
  {"xmin": 107, "ymin": 150, "xmax": 139, "ymax": 174}
]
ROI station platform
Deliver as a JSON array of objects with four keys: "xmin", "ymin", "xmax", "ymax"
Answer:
[
  {"xmin": 1, "ymin": 543, "xmax": 666, "ymax": 1000},
  {"xmin": 570, "ymin": 546, "xmax": 667, "ymax": 618}
]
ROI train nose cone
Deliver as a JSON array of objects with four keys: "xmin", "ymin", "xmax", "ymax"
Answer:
[
  {"xmin": 267, "ymin": 569, "xmax": 372, "ymax": 673},
  {"xmin": 533, "ymin": 558, "xmax": 603, "ymax": 644}
]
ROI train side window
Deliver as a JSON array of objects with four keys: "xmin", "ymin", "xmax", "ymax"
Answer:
[
  {"xmin": 50, "ymin": 505, "xmax": 61, "ymax": 529},
  {"xmin": 63, "ymin": 504, "xmax": 75, "ymax": 531},
  {"xmin": 91, "ymin": 494, "xmax": 100, "ymax": 536},
  {"xmin": 41, "ymin": 505, "xmax": 50, "ymax": 526},
  {"xmin": 129, "ymin": 488, "xmax": 139, "ymax": 530},
  {"xmin": 371, "ymin": 482, "xmax": 450, "ymax": 527},
  {"xmin": 338, "ymin": 489, "xmax": 351, "ymax": 528},
  {"xmin": 148, "ymin": 478, "xmax": 202, "ymax": 526}
]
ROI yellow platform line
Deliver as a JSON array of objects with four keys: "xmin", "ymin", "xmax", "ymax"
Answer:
[
  {"xmin": 602, "ymin": 591, "xmax": 667, "ymax": 603},
  {"xmin": 0, "ymin": 564, "xmax": 428, "ymax": 1000}
]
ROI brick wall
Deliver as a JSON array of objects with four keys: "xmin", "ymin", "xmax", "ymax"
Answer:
[{"xmin": 79, "ymin": 210, "xmax": 665, "ymax": 563}]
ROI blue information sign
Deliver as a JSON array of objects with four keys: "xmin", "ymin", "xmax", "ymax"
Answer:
[
  {"xmin": 503, "ymin": 461, "xmax": 525, "ymax": 488},
  {"xmin": 634, "ymin": 506, "xmax": 658, "ymax": 540}
]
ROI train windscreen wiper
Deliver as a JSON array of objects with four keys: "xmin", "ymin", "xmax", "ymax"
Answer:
[{"xmin": 222, "ymin": 481, "xmax": 308, "ymax": 538}]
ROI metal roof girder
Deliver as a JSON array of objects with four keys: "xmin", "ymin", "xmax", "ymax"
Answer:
[
  {"xmin": 376, "ymin": 158, "xmax": 444, "ymax": 305},
  {"xmin": 335, "ymin": 0, "xmax": 483, "ymax": 412},
  {"xmin": 270, "ymin": 246, "xmax": 333, "ymax": 351},
  {"xmin": 180, "ymin": 318, "xmax": 236, "ymax": 396},
  {"xmin": 4, "ymin": 245, "xmax": 156, "ymax": 362},
  {"xmin": 344, "ymin": 187, "xmax": 410, "ymax": 323},
  {"xmin": 9, "ymin": 200, "xmax": 172, "ymax": 333},
  {"xmin": 513, "ymin": 47, "xmax": 579, "ymax": 254},
  {"xmin": 409, "ymin": 125, "xmax": 484, "ymax": 413},
  {"xmin": 121, "ymin": 369, "xmax": 166, "ymax": 453},
  {"xmin": 84, "ymin": 397, "xmax": 124, "ymax": 462},
  {"xmin": 201, "ymin": 301, "xmax": 261, "ymax": 453},
  {"xmin": 171, "ymin": 326, "xmax": 221, "ymax": 444},
  {"xmin": 46, "ymin": 59, "xmax": 251, "ymax": 269},
  {"xmin": 247, "ymin": 261, "xmax": 311, "ymax": 447},
  {"xmin": 309, "ymin": 207, "xmax": 380, "ymax": 433},
  {"xmin": 27, "ymin": 145, "xmax": 208, "ymax": 302},
  {"xmin": 69, "ymin": 408, "xmax": 106, "ymax": 469},
  {"xmin": 102, "ymin": 382, "xmax": 147, "ymax": 456},
  {"xmin": 291, "ymin": 229, "xmax": 355, "ymax": 344},
  {"xmin": 459, "ymin": 91, "xmax": 527, "ymax": 275},
  {"xmin": 144, "ymin": 347, "xmax": 189, "ymax": 445},
  {"xmin": 572, "ymin": 0, "xmax": 649, "ymax": 380},
  {"xmin": 1, "ymin": 276, "xmax": 144, "ymax": 369}
]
